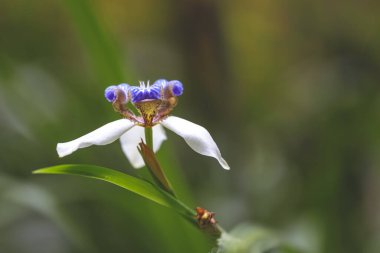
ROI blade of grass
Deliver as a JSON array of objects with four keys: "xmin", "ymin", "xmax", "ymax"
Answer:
[
  {"xmin": 34, "ymin": 164, "xmax": 181, "ymax": 211},
  {"xmin": 63, "ymin": 0, "xmax": 132, "ymax": 83}
]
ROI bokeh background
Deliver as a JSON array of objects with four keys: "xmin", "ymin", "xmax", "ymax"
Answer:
[{"xmin": 1, "ymin": 0, "xmax": 380, "ymax": 252}]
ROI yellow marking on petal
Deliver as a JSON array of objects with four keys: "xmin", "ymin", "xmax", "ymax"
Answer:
[{"xmin": 134, "ymin": 99, "xmax": 162, "ymax": 127}]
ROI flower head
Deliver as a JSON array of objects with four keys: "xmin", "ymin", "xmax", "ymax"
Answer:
[{"xmin": 57, "ymin": 79, "xmax": 230, "ymax": 170}]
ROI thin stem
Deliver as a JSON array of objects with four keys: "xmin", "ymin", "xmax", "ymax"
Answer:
[
  {"xmin": 142, "ymin": 127, "xmax": 175, "ymax": 195},
  {"xmin": 157, "ymin": 186, "xmax": 224, "ymax": 238},
  {"xmin": 143, "ymin": 127, "xmax": 224, "ymax": 239},
  {"xmin": 145, "ymin": 127, "xmax": 153, "ymax": 150}
]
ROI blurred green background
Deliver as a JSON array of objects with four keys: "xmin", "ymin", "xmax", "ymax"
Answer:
[{"xmin": 1, "ymin": 0, "xmax": 380, "ymax": 252}]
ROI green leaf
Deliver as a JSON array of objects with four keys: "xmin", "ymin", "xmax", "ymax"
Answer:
[
  {"xmin": 138, "ymin": 140, "xmax": 175, "ymax": 196},
  {"xmin": 63, "ymin": 0, "xmax": 130, "ymax": 83},
  {"xmin": 33, "ymin": 164, "xmax": 172, "ymax": 207}
]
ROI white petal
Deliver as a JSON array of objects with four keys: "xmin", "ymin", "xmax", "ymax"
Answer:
[
  {"xmin": 120, "ymin": 124, "xmax": 167, "ymax": 169},
  {"xmin": 152, "ymin": 124, "xmax": 168, "ymax": 152},
  {"xmin": 161, "ymin": 116, "xmax": 230, "ymax": 170},
  {"xmin": 57, "ymin": 119, "xmax": 135, "ymax": 157}
]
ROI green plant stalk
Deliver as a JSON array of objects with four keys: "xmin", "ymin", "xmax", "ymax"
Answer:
[
  {"xmin": 143, "ymin": 127, "xmax": 176, "ymax": 196},
  {"xmin": 143, "ymin": 128, "xmax": 224, "ymax": 239},
  {"xmin": 145, "ymin": 127, "xmax": 153, "ymax": 150}
]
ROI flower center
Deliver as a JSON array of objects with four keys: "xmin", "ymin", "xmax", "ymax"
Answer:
[
  {"xmin": 105, "ymin": 79, "xmax": 184, "ymax": 126},
  {"xmin": 134, "ymin": 99, "xmax": 162, "ymax": 127}
]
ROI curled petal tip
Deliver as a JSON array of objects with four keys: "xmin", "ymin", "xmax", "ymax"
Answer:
[
  {"xmin": 153, "ymin": 79, "xmax": 168, "ymax": 87},
  {"xmin": 168, "ymin": 80, "xmax": 183, "ymax": 96},
  {"xmin": 105, "ymin": 85, "xmax": 118, "ymax": 102},
  {"xmin": 56, "ymin": 142, "xmax": 75, "ymax": 158},
  {"xmin": 220, "ymin": 157, "xmax": 230, "ymax": 170},
  {"xmin": 118, "ymin": 83, "xmax": 130, "ymax": 96},
  {"xmin": 118, "ymin": 83, "xmax": 130, "ymax": 89},
  {"xmin": 105, "ymin": 84, "xmax": 130, "ymax": 103},
  {"xmin": 161, "ymin": 116, "xmax": 228, "ymax": 170}
]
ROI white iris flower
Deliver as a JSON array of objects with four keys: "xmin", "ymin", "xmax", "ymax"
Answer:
[{"xmin": 57, "ymin": 79, "xmax": 230, "ymax": 170}]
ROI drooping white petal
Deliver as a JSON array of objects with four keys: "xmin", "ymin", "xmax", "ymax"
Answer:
[
  {"xmin": 119, "ymin": 126, "xmax": 145, "ymax": 168},
  {"xmin": 57, "ymin": 119, "xmax": 135, "ymax": 157},
  {"xmin": 161, "ymin": 116, "xmax": 230, "ymax": 170},
  {"xmin": 120, "ymin": 124, "xmax": 167, "ymax": 169},
  {"xmin": 152, "ymin": 124, "xmax": 168, "ymax": 152}
]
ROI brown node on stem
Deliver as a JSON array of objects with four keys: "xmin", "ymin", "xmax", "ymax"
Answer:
[{"xmin": 195, "ymin": 207, "xmax": 217, "ymax": 227}]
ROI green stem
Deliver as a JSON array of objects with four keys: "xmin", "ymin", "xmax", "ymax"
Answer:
[
  {"xmin": 143, "ymin": 127, "xmax": 224, "ymax": 238},
  {"xmin": 142, "ymin": 127, "xmax": 175, "ymax": 195},
  {"xmin": 157, "ymin": 187, "xmax": 224, "ymax": 238},
  {"xmin": 145, "ymin": 127, "xmax": 153, "ymax": 150}
]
